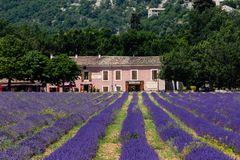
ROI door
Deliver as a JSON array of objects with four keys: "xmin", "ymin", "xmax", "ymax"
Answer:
[
  {"xmin": 140, "ymin": 81, "xmax": 144, "ymax": 91},
  {"xmin": 83, "ymin": 85, "xmax": 89, "ymax": 92},
  {"xmin": 125, "ymin": 82, "xmax": 129, "ymax": 92}
]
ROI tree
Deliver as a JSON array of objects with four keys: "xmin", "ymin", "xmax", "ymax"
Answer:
[
  {"xmin": 19, "ymin": 50, "xmax": 49, "ymax": 82},
  {"xmin": 160, "ymin": 48, "xmax": 193, "ymax": 90},
  {"xmin": 0, "ymin": 19, "xmax": 9, "ymax": 37},
  {"xmin": 130, "ymin": 13, "xmax": 141, "ymax": 30},
  {"xmin": 44, "ymin": 54, "xmax": 81, "ymax": 91},
  {"xmin": 193, "ymin": 0, "xmax": 215, "ymax": 12},
  {"xmin": 188, "ymin": 8, "xmax": 226, "ymax": 44},
  {"xmin": 119, "ymin": 30, "xmax": 157, "ymax": 56},
  {"xmin": 0, "ymin": 35, "xmax": 24, "ymax": 91}
]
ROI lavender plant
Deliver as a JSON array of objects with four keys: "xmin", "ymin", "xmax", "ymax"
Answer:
[
  {"xmin": 120, "ymin": 93, "xmax": 159, "ymax": 160},
  {"xmin": 152, "ymin": 92, "xmax": 240, "ymax": 152},
  {"xmin": 45, "ymin": 93, "xmax": 128, "ymax": 160},
  {"xmin": 0, "ymin": 93, "xmax": 119, "ymax": 159},
  {"xmin": 143, "ymin": 92, "xmax": 232, "ymax": 160}
]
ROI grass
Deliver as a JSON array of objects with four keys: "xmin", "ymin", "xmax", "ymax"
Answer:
[
  {"xmin": 138, "ymin": 93, "xmax": 182, "ymax": 160},
  {"xmin": 149, "ymin": 93, "xmax": 240, "ymax": 160},
  {"xmin": 94, "ymin": 94, "xmax": 132, "ymax": 160},
  {"xmin": 0, "ymin": 139, "xmax": 13, "ymax": 151},
  {"xmin": 40, "ymin": 108, "xmax": 68, "ymax": 119},
  {"xmin": 95, "ymin": 93, "xmax": 113, "ymax": 105}
]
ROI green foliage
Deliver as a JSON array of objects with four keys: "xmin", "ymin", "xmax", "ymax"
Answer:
[
  {"xmin": 0, "ymin": 0, "xmax": 151, "ymax": 32},
  {"xmin": 0, "ymin": 35, "xmax": 25, "ymax": 57},
  {"xmin": 159, "ymin": 4, "xmax": 240, "ymax": 90},
  {"xmin": 222, "ymin": 0, "xmax": 240, "ymax": 9},
  {"xmin": 142, "ymin": 0, "xmax": 189, "ymax": 36},
  {"xmin": 0, "ymin": 35, "xmax": 25, "ymax": 90},
  {"xmin": 0, "ymin": 32, "xmax": 81, "ymax": 89},
  {"xmin": 19, "ymin": 50, "xmax": 49, "ymax": 82},
  {"xmin": 41, "ymin": 107, "xmax": 68, "ymax": 119},
  {"xmin": 130, "ymin": 13, "xmax": 141, "ymax": 30},
  {"xmin": 188, "ymin": 8, "xmax": 227, "ymax": 44},
  {"xmin": 193, "ymin": 0, "xmax": 215, "ymax": 12},
  {"xmin": 43, "ymin": 54, "xmax": 81, "ymax": 86},
  {"xmin": 160, "ymin": 48, "xmax": 193, "ymax": 85},
  {"xmin": 0, "ymin": 138, "xmax": 13, "ymax": 151}
]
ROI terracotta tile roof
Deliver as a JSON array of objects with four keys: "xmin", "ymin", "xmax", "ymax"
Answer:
[{"xmin": 70, "ymin": 56, "xmax": 160, "ymax": 67}]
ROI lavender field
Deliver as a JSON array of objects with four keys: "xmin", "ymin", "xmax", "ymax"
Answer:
[{"xmin": 0, "ymin": 92, "xmax": 240, "ymax": 160}]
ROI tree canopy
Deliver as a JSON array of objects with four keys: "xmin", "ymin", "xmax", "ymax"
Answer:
[{"xmin": 43, "ymin": 54, "xmax": 81, "ymax": 90}]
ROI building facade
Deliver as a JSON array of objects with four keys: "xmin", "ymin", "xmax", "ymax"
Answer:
[
  {"xmin": 148, "ymin": 8, "xmax": 165, "ymax": 18},
  {"xmin": 47, "ymin": 56, "xmax": 165, "ymax": 92},
  {"xmin": 0, "ymin": 79, "xmax": 43, "ymax": 92}
]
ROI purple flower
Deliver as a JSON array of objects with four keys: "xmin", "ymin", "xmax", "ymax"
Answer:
[
  {"xmin": 45, "ymin": 93, "xmax": 128, "ymax": 160},
  {"xmin": 120, "ymin": 93, "xmax": 159, "ymax": 160}
]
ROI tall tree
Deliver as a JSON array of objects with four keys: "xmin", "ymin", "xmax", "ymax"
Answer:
[
  {"xmin": 193, "ymin": 0, "xmax": 215, "ymax": 12},
  {"xmin": 0, "ymin": 35, "xmax": 24, "ymax": 91},
  {"xmin": 44, "ymin": 54, "xmax": 81, "ymax": 91},
  {"xmin": 130, "ymin": 13, "xmax": 141, "ymax": 30},
  {"xmin": 19, "ymin": 50, "xmax": 49, "ymax": 83},
  {"xmin": 160, "ymin": 48, "xmax": 193, "ymax": 90}
]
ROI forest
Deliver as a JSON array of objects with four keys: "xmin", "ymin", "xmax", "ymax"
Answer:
[
  {"xmin": 0, "ymin": 0, "xmax": 191, "ymax": 35},
  {"xmin": 1, "ymin": 0, "xmax": 240, "ymax": 90}
]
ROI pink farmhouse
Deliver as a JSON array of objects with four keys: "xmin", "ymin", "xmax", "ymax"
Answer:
[{"xmin": 47, "ymin": 56, "xmax": 165, "ymax": 92}]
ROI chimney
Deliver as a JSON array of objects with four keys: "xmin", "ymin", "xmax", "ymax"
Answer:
[
  {"xmin": 50, "ymin": 54, "xmax": 53, "ymax": 59},
  {"xmin": 98, "ymin": 54, "xmax": 101, "ymax": 59},
  {"xmin": 75, "ymin": 54, "xmax": 78, "ymax": 58}
]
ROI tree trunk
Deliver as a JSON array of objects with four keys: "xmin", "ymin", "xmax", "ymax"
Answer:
[
  {"xmin": 186, "ymin": 82, "xmax": 191, "ymax": 90},
  {"xmin": 7, "ymin": 78, "xmax": 11, "ymax": 91},
  {"xmin": 196, "ymin": 85, "xmax": 200, "ymax": 92},
  {"xmin": 209, "ymin": 82, "xmax": 213, "ymax": 91},
  {"xmin": 174, "ymin": 80, "xmax": 178, "ymax": 91},
  {"xmin": 62, "ymin": 82, "xmax": 65, "ymax": 92}
]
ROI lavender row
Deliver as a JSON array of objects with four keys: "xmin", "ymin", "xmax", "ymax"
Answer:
[
  {"xmin": 162, "ymin": 92, "xmax": 230, "ymax": 130},
  {"xmin": 189, "ymin": 93, "xmax": 240, "ymax": 133},
  {"xmin": 142, "ymin": 92, "xmax": 194, "ymax": 152},
  {"xmin": 0, "ymin": 93, "xmax": 111, "ymax": 151},
  {"xmin": 0, "ymin": 93, "xmax": 119, "ymax": 160},
  {"xmin": 178, "ymin": 92, "xmax": 240, "ymax": 119},
  {"xmin": 93, "ymin": 92, "xmax": 111, "ymax": 104},
  {"xmin": 142, "ymin": 92, "xmax": 232, "ymax": 160},
  {"xmin": 0, "ymin": 92, "xmax": 107, "ymax": 140},
  {"xmin": 0, "ymin": 92, "xmax": 98, "ymax": 125},
  {"xmin": 45, "ymin": 93, "xmax": 128, "ymax": 160},
  {"xmin": 152, "ymin": 92, "xmax": 240, "ymax": 153},
  {"xmin": 120, "ymin": 93, "xmax": 159, "ymax": 160},
  {"xmin": 164, "ymin": 92, "xmax": 240, "ymax": 133}
]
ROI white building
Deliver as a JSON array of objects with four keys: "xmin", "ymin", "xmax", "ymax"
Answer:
[{"xmin": 148, "ymin": 8, "xmax": 165, "ymax": 18}]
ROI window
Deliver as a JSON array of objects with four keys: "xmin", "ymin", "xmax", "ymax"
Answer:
[
  {"xmin": 116, "ymin": 86, "xmax": 121, "ymax": 92},
  {"xmin": 74, "ymin": 88, "xmax": 79, "ymax": 92},
  {"xmin": 131, "ymin": 70, "xmax": 138, "ymax": 80},
  {"xmin": 102, "ymin": 70, "xmax": 109, "ymax": 81},
  {"xmin": 63, "ymin": 87, "xmax": 70, "ymax": 92},
  {"xmin": 84, "ymin": 71, "xmax": 89, "ymax": 80},
  {"xmin": 49, "ymin": 87, "xmax": 57, "ymax": 92},
  {"xmin": 103, "ymin": 86, "xmax": 109, "ymax": 92},
  {"xmin": 115, "ymin": 70, "xmax": 122, "ymax": 81},
  {"xmin": 152, "ymin": 70, "xmax": 158, "ymax": 80}
]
